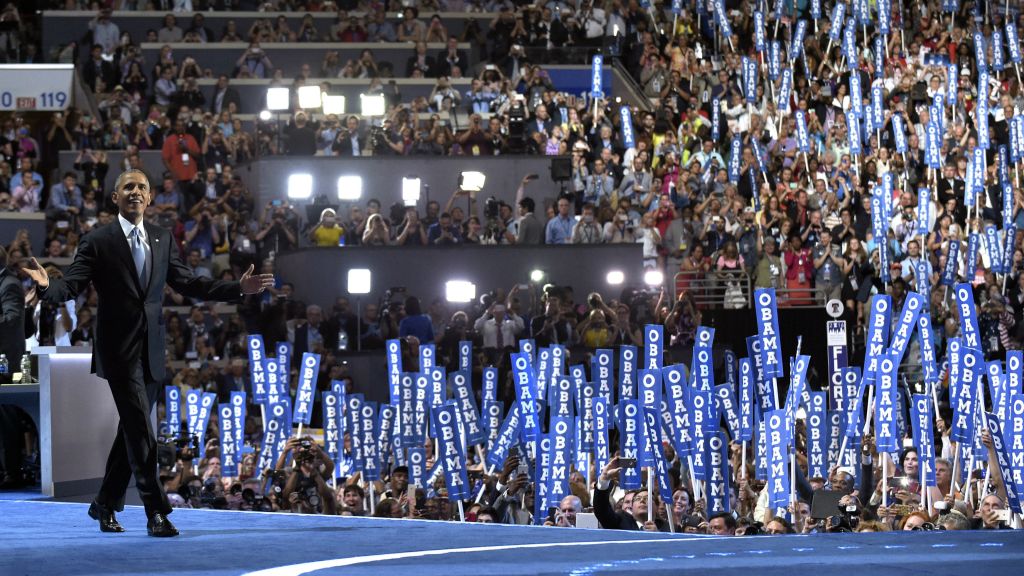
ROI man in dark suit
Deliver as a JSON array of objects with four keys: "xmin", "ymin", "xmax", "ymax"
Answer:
[
  {"xmin": 24, "ymin": 169, "xmax": 274, "ymax": 537},
  {"xmin": 593, "ymin": 456, "xmax": 671, "ymax": 532},
  {"xmin": 331, "ymin": 116, "xmax": 366, "ymax": 157},
  {"xmin": 209, "ymin": 75, "xmax": 241, "ymax": 115},
  {"xmin": 434, "ymin": 36, "xmax": 467, "ymax": 77},
  {"xmin": 0, "ymin": 246, "xmax": 25, "ymax": 366},
  {"xmin": 82, "ymin": 43, "xmax": 116, "ymax": 93}
]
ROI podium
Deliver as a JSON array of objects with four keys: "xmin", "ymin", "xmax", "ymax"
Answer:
[{"xmin": 34, "ymin": 347, "xmax": 122, "ymax": 498}]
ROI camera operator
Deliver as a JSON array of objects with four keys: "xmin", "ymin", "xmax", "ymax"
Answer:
[
  {"xmin": 332, "ymin": 115, "xmax": 366, "ymax": 157},
  {"xmin": 370, "ymin": 118, "xmax": 404, "ymax": 156},
  {"xmin": 255, "ymin": 201, "xmax": 298, "ymax": 260},
  {"xmin": 278, "ymin": 437, "xmax": 337, "ymax": 515}
]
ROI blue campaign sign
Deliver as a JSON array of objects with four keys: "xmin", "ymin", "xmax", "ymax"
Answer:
[
  {"xmin": 458, "ymin": 340, "xmax": 472, "ymax": 371},
  {"xmin": 638, "ymin": 368, "xmax": 662, "ymax": 413},
  {"xmin": 643, "ymin": 324, "xmax": 663, "ymax": 371},
  {"xmin": 827, "ymin": 410, "xmax": 843, "ymax": 471},
  {"xmin": 941, "ymin": 240, "xmax": 960, "ymax": 286},
  {"xmin": 754, "ymin": 289, "xmax": 783, "ymax": 379},
  {"xmin": 744, "ymin": 56, "xmax": 759, "ymax": 101},
  {"xmin": 974, "ymin": 31, "xmax": 987, "ymax": 73},
  {"xmin": 427, "ymin": 367, "xmax": 446, "ymax": 436},
  {"xmin": 322, "ymin": 391, "xmax": 341, "ymax": 460},
  {"xmin": 292, "ymin": 352, "xmax": 320, "ymax": 425},
  {"xmin": 672, "ymin": 0, "xmax": 682, "ymax": 14},
  {"xmin": 715, "ymin": 0, "xmax": 733, "ymax": 37},
  {"xmin": 985, "ymin": 224, "xmax": 1005, "ymax": 273},
  {"xmin": 347, "ymin": 394, "xmax": 363, "ymax": 469},
  {"xmin": 591, "ymin": 55, "xmax": 604, "ymax": 98},
  {"xmin": 765, "ymin": 409, "xmax": 791, "ymax": 508},
  {"xmin": 536, "ymin": 347, "xmax": 551, "ymax": 400},
  {"xmin": 738, "ymin": 358, "xmax": 754, "ymax": 442},
  {"xmin": 644, "ymin": 407, "xmax": 674, "ymax": 506},
  {"xmin": 871, "ymin": 86, "xmax": 884, "ymax": 127},
  {"xmin": 482, "ymin": 366, "xmax": 498, "ymax": 407},
  {"xmin": 620, "ymin": 106, "xmax": 635, "ymax": 149},
  {"xmin": 662, "ymin": 364, "xmax": 691, "ymax": 457},
  {"xmin": 728, "ymin": 136, "xmax": 742, "ymax": 183},
  {"xmin": 185, "ymin": 389, "xmax": 201, "ymax": 438},
  {"xmin": 889, "ymin": 292, "xmax": 925, "ymax": 365},
  {"xmin": 450, "ymin": 370, "xmax": 486, "ymax": 447},
  {"xmin": 407, "ymin": 446, "xmax": 427, "ymax": 488},
  {"xmin": 219, "ymin": 403, "xmax": 238, "ymax": 477},
  {"xmin": 433, "ymin": 403, "xmax": 470, "ymax": 500},
  {"xmin": 483, "ymin": 400, "xmax": 503, "ymax": 448},
  {"xmin": 827, "ymin": 322, "xmax": 848, "ymax": 411},
  {"xmin": 846, "ymin": 110, "xmax": 862, "ymax": 154},
  {"xmin": 754, "ymin": 11, "xmax": 766, "ymax": 51},
  {"xmin": 398, "ymin": 373, "xmax": 415, "ymax": 448},
  {"xmin": 843, "ymin": 18, "xmax": 856, "ymax": 65},
  {"xmin": 829, "ymin": 3, "xmax": 845, "ymax": 41},
  {"xmin": 850, "ymin": 73, "xmax": 864, "ymax": 119},
  {"xmin": 230, "ymin": 391, "xmax": 246, "ymax": 453},
  {"xmin": 519, "ymin": 339, "xmax": 536, "ymax": 366},
  {"xmin": 593, "ymin": 397, "xmax": 611, "ymax": 472},
  {"xmin": 693, "ymin": 326, "xmax": 715, "ymax": 390},
  {"xmin": 786, "ymin": 355, "xmax": 810, "ymax": 421},
  {"xmin": 580, "ymin": 381, "xmax": 596, "ymax": 451},
  {"xmin": 619, "ymin": 345, "xmax": 637, "ymax": 400},
  {"xmin": 511, "ymin": 352, "xmax": 540, "ymax": 441},
  {"xmin": 165, "ymin": 385, "xmax": 180, "ymax": 438},
  {"xmin": 711, "ymin": 98, "xmax": 720, "ymax": 142},
  {"xmin": 925, "ymin": 122, "xmax": 940, "ymax": 167},
  {"xmin": 247, "ymin": 335, "xmax": 267, "ymax": 403},
  {"xmin": 419, "ymin": 343, "xmax": 436, "ymax": 371},
  {"xmin": 486, "ymin": 404, "xmax": 520, "ymax": 469},
  {"xmin": 1008, "ymin": 22, "xmax": 1023, "ymax": 64},
  {"xmin": 953, "ymin": 283, "xmax": 982, "ymax": 350},
  {"xmin": 413, "ymin": 373, "xmax": 430, "ymax": 445},
  {"xmin": 747, "ymin": 335, "xmax": 773, "ymax": 411},
  {"xmin": 951, "ymin": 347, "xmax": 981, "ymax": 444},
  {"xmin": 796, "ymin": 110, "xmax": 810, "ymax": 152},
  {"xmin": 789, "ymin": 20, "xmax": 807, "ymax": 62},
  {"xmin": 592, "ymin": 349, "xmax": 614, "ymax": 405},
  {"xmin": 917, "ymin": 188, "xmax": 931, "ymax": 236},
  {"xmin": 723, "ymin": 349, "xmax": 737, "ymax": 386},
  {"xmin": 877, "ymin": 0, "xmax": 891, "ymax": 33},
  {"xmin": 811, "ymin": 0, "xmax": 821, "ymax": 19},
  {"xmin": 765, "ymin": 42, "xmax": 778, "ymax": 80},
  {"xmin": 756, "ymin": 419, "xmax": 768, "ymax": 481},
  {"xmin": 966, "ymin": 232, "xmax": 980, "ymax": 280},
  {"xmin": 715, "ymin": 383, "xmax": 741, "ymax": 440},
  {"xmin": 257, "ymin": 398, "xmax": 291, "ymax": 474},
  {"xmin": 918, "ymin": 312, "xmax": 939, "ymax": 385},
  {"xmin": 1008, "ymin": 394, "xmax": 1024, "ymax": 495},
  {"xmin": 806, "ymin": 391, "xmax": 828, "ymax": 479},
  {"xmin": 842, "ymin": 366, "xmax": 865, "ymax": 439},
  {"xmin": 275, "ymin": 342, "xmax": 291, "ymax": 385},
  {"xmin": 988, "ymin": 362, "xmax": 1010, "ymax": 427},
  {"xmin": 383, "ymin": 338, "xmax": 402, "ymax": 405},
  {"xmin": 548, "ymin": 415, "xmax": 573, "ymax": 505},
  {"xmin": 874, "ymin": 354, "xmax": 899, "ymax": 454},
  {"xmin": 1008, "ymin": 351, "xmax": 1024, "ymax": 396},
  {"xmin": 977, "ymin": 93, "xmax": 990, "ymax": 149},
  {"xmin": 778, "ymin": 68, "xmax": 793, "ymax": 114},
  {"xmin": 982, "ymin": 412, "xmax": 1024, "ymax": 514},
  {"xmin": 993, "ymin": 30, "xmax": 1005, "ymax": 71},
  {"xmin": 947, "ymin": 63, "xmax": 958, "ymax": 103},
  {"xmin": 618, "ymin": 399, "xmax": 643, "ymax": 489},
  {"xmin": 706, "ymin": 431, "xmax": 731, "ymax": 514},
  {"xmin": 360, "ymin": 402, "xmax": 380, "ymax": 480},
  {"xmin": 864, "ymin": 295, "xmax": 892, "ymax": 382}
]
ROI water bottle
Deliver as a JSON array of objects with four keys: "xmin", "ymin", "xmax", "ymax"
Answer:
[{"xmin": 19, "ymin": 354, "xmax": 31, "ymax": 383}]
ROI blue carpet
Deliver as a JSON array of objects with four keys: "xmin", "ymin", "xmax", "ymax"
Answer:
[
  {"xmin": 0, "ymin": 500, "xmax": 1021, "ymax": 576},
  {"xmin": 0, "ymin": 487, "xmax": 44, "ymax": 501}
]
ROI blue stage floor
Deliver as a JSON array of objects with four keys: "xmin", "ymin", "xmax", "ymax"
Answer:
[{"xmin": 0, "ymin": 500, "xmax": 1022, "ymax": 575}]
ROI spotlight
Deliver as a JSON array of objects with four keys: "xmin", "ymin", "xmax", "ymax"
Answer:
[
  {"xmin": 530, "ymin": 269, "xmax": 545, "ymax": 283},
  {"xmin": 266, "ymin": 87, "xmax": 290, "ymax": 111},
  {"xmin": 337, "ymin": 175, "xmax": 362, "ymax": 201},
  {"xmin": 458, "ymin": 171, "xmax": 486, "ymax": 192},
  {"xmin": 360, "ymin": 94, "xmax": 386, "ymax": 116},
  {"xmin": 322, "ymin": 94, "xmax": 346, "ymax": 115},
  {"xmin": 445, "ymin": 280, "xmax": 476, "ymax": 303},
  {"xmin": 258, "ymin": 109, "xmax": 273, "ymax": 122},
  {"xmin": 297, "ymin": 85, "xmax": 322, "ymax": 109},
  {"xmin": 402, "ymin": 177, "xmax": 421, "ymax": 206},
  {"xmin": 606, "ymin": 270, "xmax": 624, "ymax": 285},
  {"xmin": 347, "ymin": 269, "xmax": 371, "ymax": 295},
  {"xmin": 287, "ymin": 173, "xmax": 313, "ymax": 200},
  {"xmin": 643, "ymin": 270, "xmax": 664, "ymax": 287}
]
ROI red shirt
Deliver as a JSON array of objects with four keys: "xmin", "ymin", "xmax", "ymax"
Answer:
[{"xmin": 161, "ymin": 132, "xmax": 200, "ymax": 182}]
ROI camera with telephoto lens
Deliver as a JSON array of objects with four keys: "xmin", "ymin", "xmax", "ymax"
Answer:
[
  {"xmin": 827, "ymin": 501, "xmax": 861, "ymax": 532},
  {"xmin": 302, "ymin": 485, "xmax": 321, "ymax": 509},
  {"xmin": 483, "ymin": 196, "xmax": 501, "ymax": 220},
  {"xmin": 157, "ymin": 434, "xmax": 199, "ymax": 467},
  {"xmin": 266, "ymin": 469, "xmax": 288, "ymax": 495},
  {"xmin": 296, "ymin": 438, "xmax": 315, "ymax": 462}
]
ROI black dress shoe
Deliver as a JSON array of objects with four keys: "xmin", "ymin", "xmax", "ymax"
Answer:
[
  {"xmin": 88, "ymin": 501, "xmax": 125, "ymax": 533},
  {"xmin": 146, "ymin": 513, "xmax": 179, "ymax": 537}
]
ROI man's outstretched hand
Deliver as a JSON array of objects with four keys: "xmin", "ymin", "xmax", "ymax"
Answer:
[
  {"xmin": 24, "ymin": 258, "xmax": 49, "ymax": 289},
  {"xmin": 240, "ymin": 264, "xmax": 275, "ymax": 294}
]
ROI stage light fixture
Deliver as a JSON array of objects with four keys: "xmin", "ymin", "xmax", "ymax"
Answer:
[
  {"xmin": 266, "ymin": 87, "xmax": 290, "ymax": 111},
  {"xmin": 402, "ymin": 177, "xmax": 421, "ymax": 206},
  {"xmin": 286, "ymin": 173, "xmax": 313, "ymax": 200},
  {"xmin": 530, "ymin": 269, "xmax": 545, "ymax": 283},
  {"xmin": 347, "ymin": 269, "xmax": 371, "ymax": 295},
  {"xmin": 322, "ymin": 94, "xmax": 346, "ymax": 115},
  {"xmin": 258, "ymin": 109, "xmax": 273, "ymax": 121},
  {"xmin": 337, "ymin": 175, "xmax": 362, "ymax": 201},
  {"xmin": 360, "ymin": 94, "xmax": 386, "ymax": 116},
  {"xmin": 446, "ymin": 280, "xmax": 476, "ymax": 303},
  {"xmin": 606, "ymin": 270, "xmax": 624, "ymax": 285},
  {"xmin": 643, "ymin": 270, "xmax": 664, "ymax": 287},
  {"xmin": 297, "ymin": 85, "xmax": 322, "ymax": 109},
  {"xmin": 458, "ymin": 171, "xmax": 486, "ymax": 192}
]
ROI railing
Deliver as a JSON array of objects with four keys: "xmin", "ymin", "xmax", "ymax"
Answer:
[
  {"xmin": 673, "ymin": 270, "xmax": 829, "ymax": 309},
  {"xmin": 673, "ymin": 270, "xmax": 752, "ymax": 309}
]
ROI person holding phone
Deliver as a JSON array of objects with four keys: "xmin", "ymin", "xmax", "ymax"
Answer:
[
  {"xmin": 593, "ymin": 455, "xmax": 670, "ymax": 531},
  {"xmin": 22, "ymin": 169, "xmax": 275, "ymax": 537}
]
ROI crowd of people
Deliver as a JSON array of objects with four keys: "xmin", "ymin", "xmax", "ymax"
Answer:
[{"xmin": 0, "ymin": 0, "xmax": 1021, "ymax": 534}]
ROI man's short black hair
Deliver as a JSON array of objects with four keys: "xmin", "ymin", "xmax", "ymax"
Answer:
[
  {"xmin": 392, "ymin": 466, "xmax": 409, "ymax": 475},
  {"xmin": 519, "ymin": 197, "xmax": 535, "ymax": 213},
  {"xmin": 343, "ymin": 484, "xmax": 365, "ymax": 497},
  {"xmin": 709, "ymin": 512, "xmax": 737, "ymax": 529}
]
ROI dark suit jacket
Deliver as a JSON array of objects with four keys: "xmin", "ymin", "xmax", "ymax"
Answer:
[
  {"xmin": 39, "ymin": 220, "xmax": 241, "ymax": 381},
  {"xmin": 210, "ymin": 87, "xmax": 241, "ymax": 114},
  {"xmin": 0, "ymin": 268, "xmax": 25, "ymax": 363},
  {"xmin": 593, "ymin": 485, "xmax": 670, "ymax": 531},
  {"xmin": 434, "ymin": 49, "xmax": 468, "ymax": 77},
  {"xmin": 406, "ymin": 55, "xmax": 436, "ymax": 77}
]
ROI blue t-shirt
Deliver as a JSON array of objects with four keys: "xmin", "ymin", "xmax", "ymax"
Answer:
[{"xmin": 399, "ymin": 314, "xmax": 435, "ymax": 343}]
